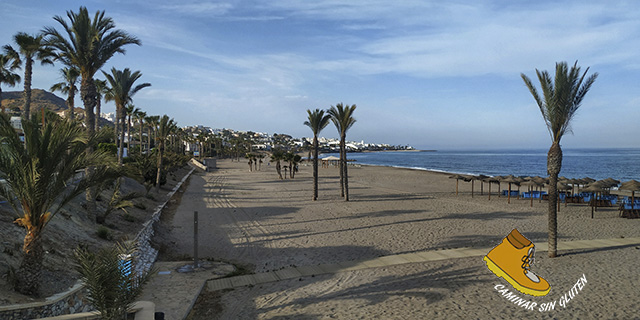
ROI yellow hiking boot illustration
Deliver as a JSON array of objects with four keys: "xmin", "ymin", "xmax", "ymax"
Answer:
[{"xmin": 483, "ymin": 229, "xmax": 550, "ymax": 296}]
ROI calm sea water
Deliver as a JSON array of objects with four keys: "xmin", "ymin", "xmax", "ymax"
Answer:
[{"xmin": 321, "ymin": 149, "xmax": 640, "ymax": 182}]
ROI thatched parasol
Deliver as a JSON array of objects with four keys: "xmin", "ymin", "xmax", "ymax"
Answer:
[
  {"xmin": 500, "ymin": 175, "xmax": 520, "ymax": 204},
  {"xmin": 619, "ymin": 180, "xmax": 640, "ymax": 212},
  {"xmin": 522, "ymin": 179, "xmax": 543, "ymax": 207},
  {"xmin": 482, "ymin": 176, "xmax": 500, "ymax": 200},
  {"xmin": 557, "ymin": 182, "xmax": 573, "ymax": 208},
  {"xmin": 582, "ymin": 181, "xmax": 608, "ymax": 218},
  {"xmin": 449, "ymin": 174, "xmax": 471, "ymax": 196},
  {"xmin": 475, "ymin": 174, "xmax": 489, "ymax": 195}
]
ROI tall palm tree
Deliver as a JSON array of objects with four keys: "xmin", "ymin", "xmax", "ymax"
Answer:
[
  {"xmin": 3, "ymin": 32, "xmax": 54, "ymax": 120},
  {"xmin": 304, "ymin": 108, "xmax": 331, "ymax": 200},
  {"xmin": 103, "ymin": 67, "xmax": 151, "ymax": 165},
  {"xmin": 155, "ymin": 115, "xmax": 176, "ymax": 192},
  {"xmin": 146, "ymin": 115, "xmax": 159, "ymax": 152},
  {"xmin": 43, "ymin": 6, "xmax": 140, "ymax": 137},
  {"xmin": 271, "ymin": 150, "xmax": 285, "ymax": 179},
  {"xmin": 521, "ymin": 61, "xmax": 598, "ymax": 258},
  {"xmin": 43, "ymin": 6, "xmax": 140, "ymax": 218},
  {"xmin": 50, "ymin": 66, "xmax": 80, "ymax": 120},
  {"xmin": 94, "ymin": 79, "xmax": 108, "ymax": 132},
  {"xmin": 0, "ymin": 53, "xmax": 21, "ymax": 113},
  {"xmin": 328, "ymin": 103, "xmax": 357, "ymax": 201},
  {"xmin": 0, "ymin": 114, "xmax": 114, "ymax": 295},
  {"xmin": 125, "ymin": 104, "xmax": 139, "ymax": 154},
  {"xmin": 134, "ymin": 109, "xmax": 146, "ymax": 153}
]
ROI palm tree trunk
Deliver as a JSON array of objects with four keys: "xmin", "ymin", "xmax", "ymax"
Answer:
[
  {"xmin": 339, "ymin": 136, "xmax": 345, "ymax": 198},
  {"xmin": 156, "ymin": 142, "xmax": 164, "ymax": 192},
  {"xmin": 95, "ymin": 98, "xmax": 101, "ymax": 132},
  {"xmin": 67, "ymin": 87, "xmax": 75, "ymax": 120},
  {"xmin": 139, "ymin": 121, "xmax": 143, "ymax": 153},
  {"xmin": 0, "ymin": 88, "xmax": 4, "ymax": 113},
  {"xmin": 343, "ymin": 134, "xmax": 350, "ymax": 201},
  {"xmin": 15, "ymin": 228, "xmax": 43, "ymax": 296},
  {"xmin": 81, "ymin": 77, "xmax": 97, "ymax": 219},
  {"xmin": 22, "ymin": 59, "xmax": 32, "ymax": 120},
  {"xmin": 547, "ymin": 142, "xmax": 562, "ymax": 258},
  {"xmin": 276, "ymin": 161, "xmax": 283, "ymax": 179},
  {"xmin": 114, "ymin": 110, "xmax": 119, "ymax": 146},
  {"xmin": 313, "ymin": 136, "xmax": 319, "ymax": 200},
  {"xmin": 127, "ymin": 114, "xmax": 132, "ymax": 154},
  {"xmin": 118, "ymin": 107, "xmax": 126, "ymax": 165}
]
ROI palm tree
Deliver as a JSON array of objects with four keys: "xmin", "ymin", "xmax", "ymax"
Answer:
[
  {"xmin": 74, "ymin": 241, "xmax": 152, "ymax": 320},
  {"xmin": 271, "ymin": 150, "xmax": 285, "ymax": 179},
  {"xmin": 328, "ymin": 103, "xmax": 357, "ymax": 201},
  {"xmin": 134, "ymin": 109, "xmax": 146, "ymax": 153},
  {"xmin": 44, "ymin": 6, "xmax": 140, "ymax": 219},
  {"xmin": 125, "ymin": 104, "xmax": 139, "ymax": 153},
  {"xmin": 3, "ymin": 32, "xmax": 54, "ymax": 119},
  {"xmin": 50, "ymin": 66, "xmax": 80, "ymax": 120},
  {"xmin": 521, "ymin": 61, "xmax": 598, "ymax": 258},
  {"xmin": 146, "ymin": 115, "xmax": 159, "ymax": 152},
  {"xmin": 155, "ymin": 115, "xmax": 176, "ymax": 192},
  {"xmin": 103, "ymin": 68, "xmax": 151, "ymax": 165},
  {"xmin": 94, "ymin": 79, "xmax": 108, "ymax": 132},
  {"xmin": 0, "ymin": 114, "xmax": 114, "ymax": 295},
  {"xmin": 43, "ymin": 6, "xmax": 140, "ymax": 136},
  {"xmin": 0, "ymin": 53, "xmax": 21, "ymax": 113},
  {"xmin": 304, "ymin": 109, "xmax": 331, "ymax": 200}
]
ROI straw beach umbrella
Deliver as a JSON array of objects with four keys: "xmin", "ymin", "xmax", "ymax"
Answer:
[
  {"xmin": 449, "ymin": 174, "xmax": 470, "ymax": 196},
  {"xmin": 619, "ymin": 180, "xmax": 640, "ymax": 212},
  {"xmin": 557, "ymin": 182, "xmax": 572, "ymax": 208},
  {"xmin": 475, "ymin": 175, "xmax": 489, "ymax": 195},
  {"xmin": 522, "ymin": 179, "xmax": 543, "ymax": 207},
  {"xmin": 483, "ymin": 176, "xmax": 500, "ymax": 200},
  {"xmin": 583, "ymin": 182, "xmax": 607, "ymax": 218},
  {"xmin": 501, "ymin": 175, "xmax": 520, "ymax": 204}
]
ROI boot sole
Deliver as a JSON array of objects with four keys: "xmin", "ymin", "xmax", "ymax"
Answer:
[{"xmin": 483, "ymin": 255, "xmax": 550, "ymax": 297}]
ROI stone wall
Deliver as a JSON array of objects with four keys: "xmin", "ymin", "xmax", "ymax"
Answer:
[
  {"xmin": 0, "ymin": 282, "xmax": 91, "ymax": 320},
  {"xmin": 0, "ymin": 166, "xmax": 196, "ymax": 319},
  {"xmin": 133, "ymin": 167, "xmax": 195, "ymax": 276}
]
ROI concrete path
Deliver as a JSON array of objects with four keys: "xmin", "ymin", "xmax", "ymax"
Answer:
[
  {"xmin": 142, "ymin": 237, "xmax": 640, "ymax": 319},
  {"xmin": 139, "ymin": 261, "xmax": 235, "ymax": 320}
]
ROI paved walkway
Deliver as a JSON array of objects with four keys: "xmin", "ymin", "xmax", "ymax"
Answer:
[{"xmin": 143, "ymin": 237, "xmax": 640, "ymax": 319}]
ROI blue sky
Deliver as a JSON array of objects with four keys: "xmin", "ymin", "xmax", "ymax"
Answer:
[{"xmin": 1, "ymin": 1, "xmax": 639, "ymax": 150}]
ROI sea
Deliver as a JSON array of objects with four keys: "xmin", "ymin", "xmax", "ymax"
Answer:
[{"xmin": 320, "ymin": 148, "xmax": 640, "ymax": 182}]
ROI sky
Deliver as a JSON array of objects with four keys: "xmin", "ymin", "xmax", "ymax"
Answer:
[{"xmin": 1, "ymin": 1, "xmax": 639, "ymax": 150}]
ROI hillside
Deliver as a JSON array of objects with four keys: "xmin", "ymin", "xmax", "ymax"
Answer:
[{"xmin": 1, "ymin": 89, "xmax": 67, "ymax": 114}]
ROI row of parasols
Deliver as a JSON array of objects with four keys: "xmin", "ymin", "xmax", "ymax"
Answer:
[{"xmin": 448, "ymin": 174, "xmax": 640, "ymax": 212}]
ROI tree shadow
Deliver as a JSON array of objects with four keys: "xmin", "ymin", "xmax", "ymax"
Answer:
[
  {"xmin": 425, "ymin": 232, "xmax": 562, "ymax": 251},
  {"xmin": 253, "ymin": 262, "xmax": 489, "ymax": 317},
  {"xmin": 560, "ymin": 243, "xmax": 640, "ymax": 257}
]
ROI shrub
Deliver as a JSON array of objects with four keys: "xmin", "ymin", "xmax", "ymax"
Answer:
[{"xmin": 96, "ymin": 226, "xmax": 113, "ymax": 240}]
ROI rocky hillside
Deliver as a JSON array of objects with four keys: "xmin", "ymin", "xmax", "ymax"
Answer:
[{"xmin": 1, "ymin": 89, "xmax": 67, "ymax": 114}]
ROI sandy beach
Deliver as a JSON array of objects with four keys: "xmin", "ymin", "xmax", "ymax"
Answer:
[{"xmin": 159, "ymin": 158, "xmax": 640, "ymax": 319}]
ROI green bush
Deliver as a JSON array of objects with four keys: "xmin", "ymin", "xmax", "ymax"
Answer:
[
  {"xmin": 122, "ymin": 213, "xmax": 136, "ymax": 222},
  {"xmin": 96, "ymin": 226, "xmax": 113, "ymax": 240},
  {"xmin": 98, "ymin": 142, "xmax": 117, "ymax": 156}
]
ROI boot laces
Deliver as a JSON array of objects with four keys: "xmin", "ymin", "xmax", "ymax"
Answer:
[{"xmin": 521, "ymin": 247, "xmax": 535, "ymax": 271}]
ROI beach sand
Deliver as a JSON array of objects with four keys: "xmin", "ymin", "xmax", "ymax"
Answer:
[{"xmin": 161, "ymin": 158, "xmax": 640, "ymax": 319}]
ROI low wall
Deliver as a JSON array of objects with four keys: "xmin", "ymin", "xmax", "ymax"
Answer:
[
  {"xmin": 0, "ymin": 167, "xmax": 195, "ymax": 320},
  {"xmin": 0, "ymin": 282, "xmax": 90, "ymax": 320},
  {"xmin": 133, "ymin": 167, "xmax": 196, "ymax": 276},
  {"xmin": 189, "ymin": 158, "xmax": 207, "ymax": 171}
]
